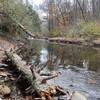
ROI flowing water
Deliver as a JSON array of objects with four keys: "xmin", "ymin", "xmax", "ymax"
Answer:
[{"xmin": 26, "ymin": 39, "xmax": 100, "ymax": 99}]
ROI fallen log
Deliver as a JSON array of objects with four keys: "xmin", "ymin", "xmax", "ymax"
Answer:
[
  {"xmin": 48, "ymin": 38, "xmax": 83, "ymax": 45},
  {"xmin": 5, "ymin": 51, "xmax": 68, "ymax": 100},
  {"xmin": 18, "ymin": 23, "xmax": 35, "ymax": 38}
]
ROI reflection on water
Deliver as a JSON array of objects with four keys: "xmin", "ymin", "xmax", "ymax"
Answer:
[
  {"xmin": 27, "ymin": 39, "xmax": 100, "ymax": 98},
  {"xmin": 28, "ymin": 39, "xmax": 100, "ymax": 72},
  {"xmin": 83, "ymin": 60, "xmax": 89, "ymax": 70},
  {"xmin": 40, "ymin": 48, "xmax": 48, "ymax": 64}
]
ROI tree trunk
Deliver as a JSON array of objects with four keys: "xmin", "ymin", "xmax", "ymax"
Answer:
[{"xmin": 5, "ymin": 51, "xmax": 67, "ymax": 100}]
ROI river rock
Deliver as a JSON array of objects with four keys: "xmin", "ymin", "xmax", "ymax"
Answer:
[
  {"xmin": 71, "ymin": 91, "xmax": 87, "ymax": 100},
  {"xmin": 0, "ymin": 98, "xmax": 3, "ymax": 100},
  {"xmin": 0, "ymin": 85, "xmax": 11, "ymax": 96}
]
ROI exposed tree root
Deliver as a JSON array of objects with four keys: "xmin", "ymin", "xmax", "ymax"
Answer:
[{"xmin": 5, "ymin": 51, "xmax": 68, "ymax": 100}]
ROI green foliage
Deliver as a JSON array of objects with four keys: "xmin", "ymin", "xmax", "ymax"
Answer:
[
  {"xmin": 0, "ymin": 0, "xmax": 41, "ymax": 33},
  {"xmin": 48, "ymin": 28, "xmax": 63, "ymax": 37},
  {"xmin": 64, "ymin": 25, "xmax": 81, "ymax": 38},
  {"xmin": 48, "ymin": 21, "xmax": 100, "ymax": 39},
  {"xmin": 80, "ymin": 22, "xmax": 100, "ymax": 35}
]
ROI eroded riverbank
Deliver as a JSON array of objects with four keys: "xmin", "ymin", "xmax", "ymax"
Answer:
[{"xmin": 0, "ymin": 37, "xmax": 32, "ymax": 100}]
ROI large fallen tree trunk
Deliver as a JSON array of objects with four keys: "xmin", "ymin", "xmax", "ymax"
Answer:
[
  {"xmin": 5, "ymin": 51, "xmax": 68, "ymax": 100},
  {"xmin": 18, "ymin": 23, "xmax": 35, "ymax": 38}
]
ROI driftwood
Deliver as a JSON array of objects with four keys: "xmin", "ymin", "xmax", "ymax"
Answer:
[{"xmin": 5, "ymin": 51, "xmax": 68, "ymax": 100}]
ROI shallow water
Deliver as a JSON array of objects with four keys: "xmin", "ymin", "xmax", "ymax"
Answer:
[{"xmin": 27, "ymin": 39, "xmax": 100, "ymax": 99}]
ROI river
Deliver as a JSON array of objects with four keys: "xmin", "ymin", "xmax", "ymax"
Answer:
[{"xmin": 26, "ymin": 39, "xmax": 100, "ymax": 99}]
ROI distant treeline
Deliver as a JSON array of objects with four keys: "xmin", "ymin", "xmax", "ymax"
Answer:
[{"xmin": 40, "ymin": 0, "xmax": 100, "ymax": 37}]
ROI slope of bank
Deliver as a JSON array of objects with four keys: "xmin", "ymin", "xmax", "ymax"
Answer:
[{"xmin": 0, "ymin": 36, "xmax": 30, "ymax": 100}]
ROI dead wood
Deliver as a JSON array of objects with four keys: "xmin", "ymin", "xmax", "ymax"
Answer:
[
  {"xmin": 5, "ymin": 51, "xmax": 67, "ymax": 100},
  {"xmin": 18, "ymin": 23, "xmax": 35, "ymax": 38},
  {"xmin": 0, "ymin": 63, "xmax": 8, "ymax": 67}
]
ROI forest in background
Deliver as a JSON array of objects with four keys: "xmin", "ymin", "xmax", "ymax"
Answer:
[
  {"xmin": 0, "ymin": 0, "xmax": 100, "ymax": 40},
  {"xmin": 40, "ymin": 0, "xmax": 100, "ymax": 39}
]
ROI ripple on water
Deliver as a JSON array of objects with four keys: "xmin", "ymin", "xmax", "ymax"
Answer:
[{"xmin": 48, "ymin": 68, "xmax": 100, "ymax": 98}]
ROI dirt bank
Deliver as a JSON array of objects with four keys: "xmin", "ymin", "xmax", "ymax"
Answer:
[{"xmin": 0, "ymin": 36, "xmax": 31, "ymax": 100}]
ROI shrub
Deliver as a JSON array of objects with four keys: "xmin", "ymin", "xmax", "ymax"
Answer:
[
  {"xmin": 48, "ymin": 28, "xmax": 63, "ymax": 37},
  {"xmin": 80, "ymin": 22, "xmax": 100, "ymax": 35}
]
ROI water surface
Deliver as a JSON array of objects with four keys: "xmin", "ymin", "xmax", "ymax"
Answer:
[{"xmin": 27, "ymin": 39, "xmax": 100, "ymax": 99}]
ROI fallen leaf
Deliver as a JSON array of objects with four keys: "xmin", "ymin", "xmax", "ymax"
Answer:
[{"xmin": 0, "ymin": 85, "xmax": 11, "ymax": 96}]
